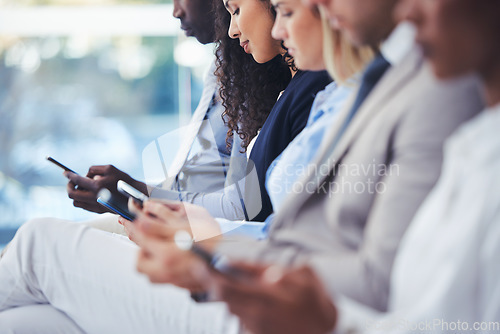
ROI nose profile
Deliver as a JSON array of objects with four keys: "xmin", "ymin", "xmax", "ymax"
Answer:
[
  {"xmin": 172, "ymin": 0, "xmax": 184, "ymax": 19},
  {"xmin": 271, "ymin": 16, "xmax": 286, "ymax": 41},
  {"xmin": 228, "ymin": 16, "xmax": 241, "ymax": 38}
]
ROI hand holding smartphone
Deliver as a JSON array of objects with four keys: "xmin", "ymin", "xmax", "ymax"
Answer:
[
  {"xmin": 96, "ymin": 181, "xmax": 150, "ymax": 221},
  {"xmin": 47, "ymin": 156, "xmax": 147, "ymax": 218}
]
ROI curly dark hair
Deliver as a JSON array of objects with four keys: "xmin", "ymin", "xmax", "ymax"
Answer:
[{"xmin": 214, "ymin": 0, "xmax": 294, "ymax": 152}]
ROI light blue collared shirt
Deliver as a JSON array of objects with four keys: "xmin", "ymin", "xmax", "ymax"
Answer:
[
  {"xmin": 265, "ymin": 81, "xmax": 354, "ymax": 213},
  {"xmin": 217, "ymin": 80, "xmax": 355, "ymax": 239}
]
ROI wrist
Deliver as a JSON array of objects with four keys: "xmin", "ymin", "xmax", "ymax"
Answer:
[{"xmin": 196, "ymin": 232, "xmax": 222, "ymax": 252}]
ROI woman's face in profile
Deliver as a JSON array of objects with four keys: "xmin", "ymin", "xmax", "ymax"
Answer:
[
  {"xmin": 271, "ymin": 0, "xmax": 324, "ymax": 71},
  {"xmin": 224, "ymin": 0, "xmax": 284, "ymax": 63},
  {"xmin": 405, "ymin": 0, "xmax": 500, "ymax": 79}
]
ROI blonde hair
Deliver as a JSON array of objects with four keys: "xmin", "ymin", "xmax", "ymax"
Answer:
[{"xmin": 320, "ymin": 6, "xmax": 374, "ymax": 84}]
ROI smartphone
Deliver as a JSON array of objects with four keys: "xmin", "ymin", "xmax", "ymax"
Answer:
[
  {"xmin": 97, "ymin": 188, "xmax": 136, "ymax": 221},
  {"xmin": 46, "ymin": 156, "xmax": 78, "ymax": 175},
  {"xmin": 174, "ymin": 231, "xmax": 248, "ymax": 279},
  {"xmin": 174, "ymin": 230, "xmax": 249, "ymax": 302},
  {"xmin": 117, "ymin": 180, "xmax": 148, "ymax": 207}
]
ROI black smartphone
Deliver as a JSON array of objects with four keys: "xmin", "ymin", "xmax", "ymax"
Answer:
[
  {"xmin": 117, "ymin": 180, "xmax": 148, "ymax": 207},
  {"xmin": 46, "ymin": 156, "xmax": 78, "ymax": 175},
  {"xmin": 97, "ymin": 188, "xmax": 136, "ymax": 221}
]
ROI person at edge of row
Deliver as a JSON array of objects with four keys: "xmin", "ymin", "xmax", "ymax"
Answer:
[
  {"xmin": 128, "ymin": 0, "xmax": 482, "ymax": 320},
  {"xmin": 0, "ymin": 0, "xmax": 331, "ymax": 332},
  {"xmin": 63, "ymin": 0, "xmax": 313, "ymax": 226},
  {"xmin": 195, "ymin": 0, "xmax": 500, "ymax": 333},
  {"xmin": 206, "ymin": 3, "xmax": 374, "ymax": 238}
]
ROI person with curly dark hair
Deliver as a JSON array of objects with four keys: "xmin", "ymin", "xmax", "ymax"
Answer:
[
  {"xmin": 214, "ymin": 0, "xmax": 332, "ymax": 221},
  {"xmin": 214, "ymin": 0, "xmax": 292, "ymax": 151}
]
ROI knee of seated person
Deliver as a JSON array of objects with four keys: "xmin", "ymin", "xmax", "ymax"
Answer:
[
  {"xmin": 0, "ymin": 305, "xmax": 83, "ymax": 334},
  {"xmin": 0, "ymin": 308, "xmax": 36, "ymax": 333},
  {"xmin": 1, "ymin": 219, "xmax": 56, "ymax": 259},
  {"xmin": 0, "ymin": 313, "xmax": 24, "ymax": 333}
]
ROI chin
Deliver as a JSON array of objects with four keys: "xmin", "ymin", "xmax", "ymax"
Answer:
[
  {"xmin": 194, "ymin": 34, "xmax": 213, "ymax": 45},
  {"xmin": 295, "ymin": 62, "xmax": 316, "ymax": 72},
  {"xmin": 344, "ymin": 31, "xmax": 366, "ymax": 48},
  {"xmin": 297, "ymin": 59, "xmax": 325, "ymax": 72},
  {"xmin": 252, "ymin": 51, "xmax": 281, "ymax": 64},
  {"xmin": 253, "ymin": 55, "xmax": 272, "ymax": 64}
]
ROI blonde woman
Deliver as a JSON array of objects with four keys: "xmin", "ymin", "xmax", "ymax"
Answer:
[{"xmin": 264, "ymin": 5, "xmax": 374, "ymax": 214}]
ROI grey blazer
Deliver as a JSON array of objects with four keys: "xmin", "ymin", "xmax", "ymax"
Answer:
[{"xmin": 217, "ymin": 48, "xmax": 483, "ymax": 311}]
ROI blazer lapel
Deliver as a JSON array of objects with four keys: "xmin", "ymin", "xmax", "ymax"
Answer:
[{"xmin": 324, "ymin": 48, "xmax": 424, "ymax": 170}]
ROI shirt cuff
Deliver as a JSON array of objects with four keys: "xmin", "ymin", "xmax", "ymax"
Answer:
[{"xmin": 149, "ymin": 187, "xmax": 182, "ymax": 201}]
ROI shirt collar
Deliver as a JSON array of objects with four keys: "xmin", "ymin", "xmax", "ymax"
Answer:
[{"xmin": 380, "ymin": 22, "xmax": 417, "ymax": 66}]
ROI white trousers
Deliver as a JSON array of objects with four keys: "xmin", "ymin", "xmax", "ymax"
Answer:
[{"xmin": 0, "ymin": 219, "xmax": 240, "ymax": 334}]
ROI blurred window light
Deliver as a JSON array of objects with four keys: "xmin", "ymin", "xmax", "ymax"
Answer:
[
  {"xmin": 40, "ymin": 37, "xmax": 62, "ymax": 59},
  {"xmin": 64, "ymin": 35, "xmax": 93, "ymax": 59},
  {"xmin": 0, "ymin": 5, "xmax": 177, "ymax": 36},
  {"xmin": 0, "ymin": 1, "xmax": 208, "ymax": 241},
  {"xmin": 174, "ymin": 39, "xmax": 213, "ymax": 69}
]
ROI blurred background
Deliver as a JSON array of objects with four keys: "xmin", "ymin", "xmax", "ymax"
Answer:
[{"xmin": 0, "ymin": 0, "xmax": 214, "ymax": 249}]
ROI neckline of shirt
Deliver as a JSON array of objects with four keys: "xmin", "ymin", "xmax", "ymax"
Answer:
[{"xmin": 381, "ymin": 21, "xmax": 417, "ymax": 67}]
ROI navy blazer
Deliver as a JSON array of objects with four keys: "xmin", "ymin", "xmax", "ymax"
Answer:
[{"xmin": 248, "ymin": 70, "xmax": 332, "ymax": 222}]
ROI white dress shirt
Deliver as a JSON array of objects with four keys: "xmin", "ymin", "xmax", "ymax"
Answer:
[{"xmin": 336, "ymin": 104, "xmax": 500, "ymax": 333}]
